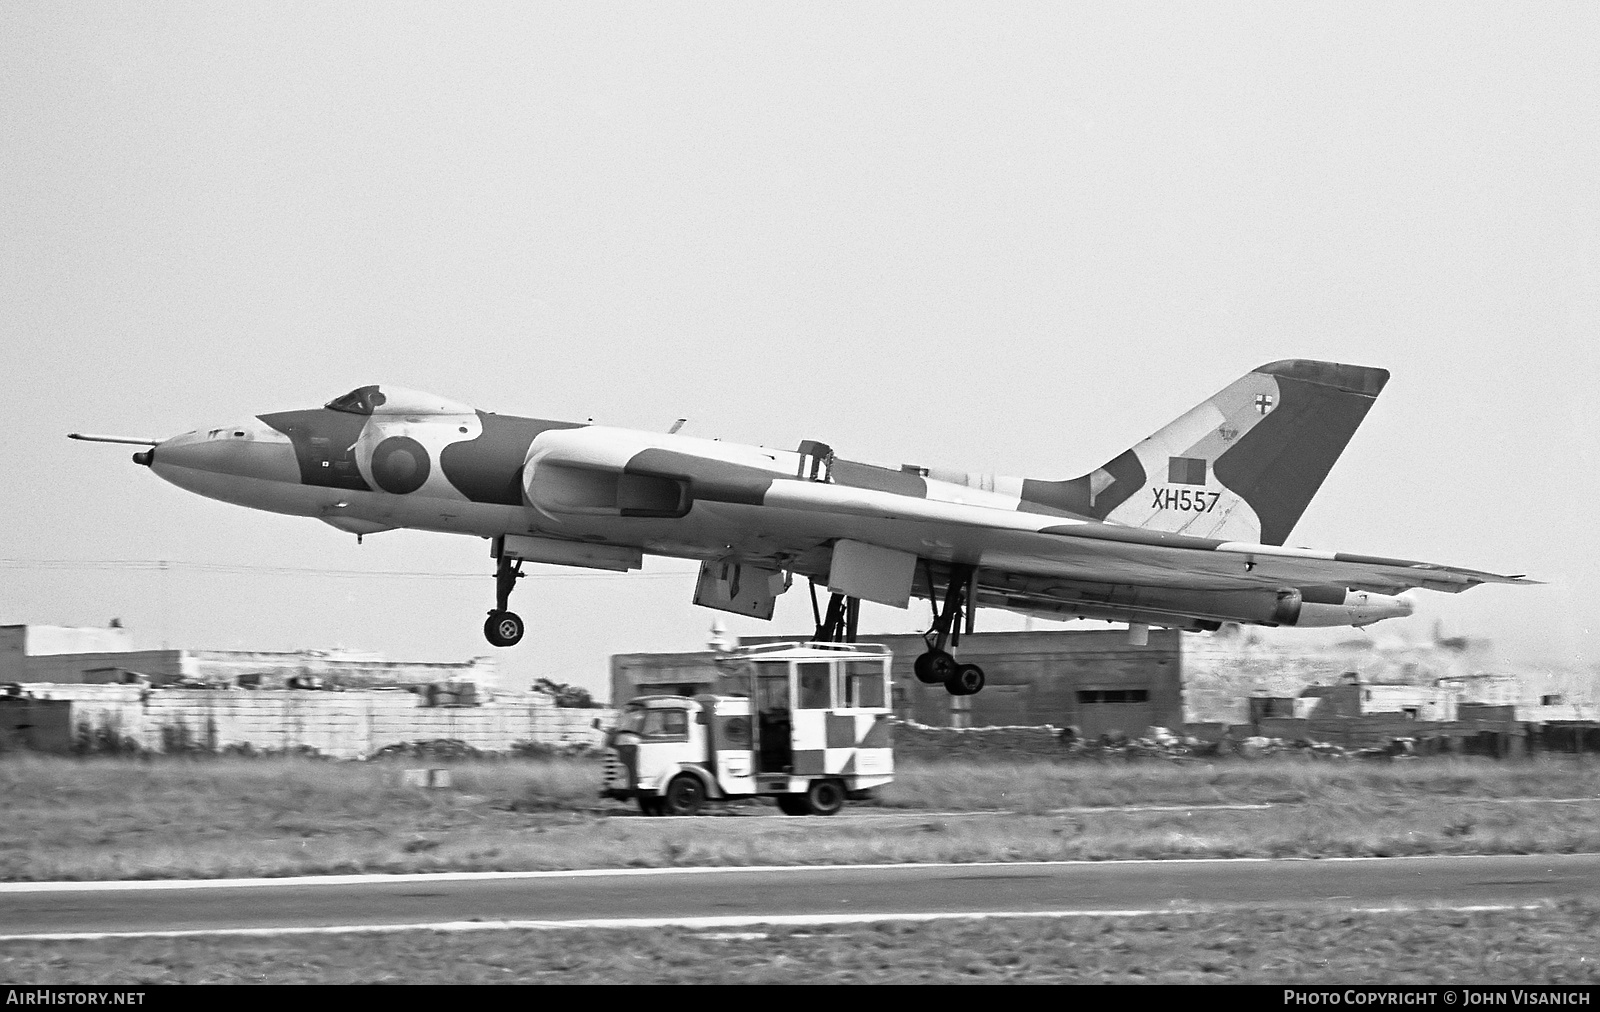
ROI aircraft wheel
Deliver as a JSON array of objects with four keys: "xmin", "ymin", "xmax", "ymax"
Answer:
[
  {"xmin": 803, "ymin": 779, "xmax": 845, "ymax": 816},
  {"xmin": 484, "ymin": 610, "xmax": 524, "ymax": 647},
  {"xmin": 663, "ymin": 774, "xmax": 706, "ymax": 817},
  {"xmin": 775, "ymin": 794, "xmax": 809, "ymax": 816},
  {"xmin": 914, "ymin": 650, "xmax": 957, "ymax": 684},
  {"xmin": 945, "ymin": 663, "xmax": 985, "ymax": 697}
]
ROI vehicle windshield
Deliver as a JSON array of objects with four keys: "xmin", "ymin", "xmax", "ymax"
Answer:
[
  {"xmin": 617, "ymin": 704, "xmax": 688, "ymax": 737},
  {"xmin": 325, "ymin": 386, "xmax": 386, "ymax": 415}
]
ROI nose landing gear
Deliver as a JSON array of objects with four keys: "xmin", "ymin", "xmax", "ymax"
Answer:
[
  {"xmin": 913, "ymin": 562, "xmax": 986, "ymax": 696},
  {"xmin": 484, "ymin": 552, "xmax": 525, "ymax": 648}
]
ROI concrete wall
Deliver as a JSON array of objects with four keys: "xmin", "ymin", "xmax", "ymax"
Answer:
[
  {"xmin": 7, "ymin": 645, "xmax": 499, "ymax": 691},
  {"xmin": 14, "ymin": 686, "xmax": 612, "ymax": 757},
  {"xmin": 1256, "ymin": 711, "xmax": 1526, "ymax": 753},
  {"xmin": 184, "ymin": 650, "xmax": 501, "ymax": 689},
  {"xmin": 0, "ymin": 699, "xmax": 73, "ymax": 752},
  {"xmin": 0, "ymin": 628, "xmax": 23, "ymax": 683},
  {"xmin": 19, "ymin": 650, "xmax": 192, "ymax": 686},
  {"xmin": 1357, "ymin": 684, "xmax": 1457, "ymax": 722}
]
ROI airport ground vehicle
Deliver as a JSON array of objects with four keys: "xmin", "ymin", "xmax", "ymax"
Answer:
[{"xmin": 601, "ymin": 642, "xmax": 894, "ymax": 816}]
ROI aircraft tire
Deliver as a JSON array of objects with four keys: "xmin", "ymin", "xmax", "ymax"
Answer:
[
  {"xmin": 945, "ymin": 663, "xmax": 985, "ymax": 696},
  {"xmin": 484, "ymin": 610, "xmax": 524, "ymax": 647},
  {"xmin": 803, "ymin": 779, "xmax": 845, "ymax": 816},
  {"xmin": 663, "ymin": 774, "xmax": 707, "ymax": 817},
  {"xmin": 914, "ymin": 650, "xmax": 957, "ymax": 684}
]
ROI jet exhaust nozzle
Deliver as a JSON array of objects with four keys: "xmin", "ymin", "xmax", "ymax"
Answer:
[{"xmin": 1292, "ymin": 589, "xmax": 1414, "ymax": 628}]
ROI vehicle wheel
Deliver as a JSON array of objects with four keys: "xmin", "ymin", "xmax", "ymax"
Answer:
[
  {"xmin": 663, "ymin": 774, "xmax": 706, "ymax": 817},
  {"xmin": 913, "ymin": 650, "xmax": 957, "ymax": 684},
  {"xmin": 775, "ymin": 794, "xmax": 809, "ymax": 816},
  {"xmin": 637, "ymin": 796, "xmax": 665, "ymax": 817},
  {"xmin": 945, "ymin": 663, "xmax": 985, "ymax": 696},
  {"xmin": 483, "ymin": 610, "xmax": 524, "ymax": 647},
  {"xmin": 803, "ymin": 779, "xmax": 845, "ymax": 816}
]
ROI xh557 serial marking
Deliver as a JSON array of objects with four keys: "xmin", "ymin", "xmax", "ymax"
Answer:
[{"xmin": 71, "ymin": 359, "xmax": 1531, "ymax": 697}]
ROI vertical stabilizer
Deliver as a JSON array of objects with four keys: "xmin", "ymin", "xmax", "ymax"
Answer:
[{"xmin": 1019, "ymin": 360, "xmax": 1389, "ymax": 545}]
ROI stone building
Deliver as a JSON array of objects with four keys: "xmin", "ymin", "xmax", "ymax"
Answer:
[
  {"xmin": 0, "ymin": 623, "xmax": 499, "ymax": 691},
  {"xmin": 1, "ymin": 684, "xmax": 605, "ymax": 757},
  {"xmin": 1184, "ymin": 623, "xmax": 1597, "ymax": 724},
  {"xmin": 612, "ymin": 628, "xmax": 1184, "ymax": 734}
]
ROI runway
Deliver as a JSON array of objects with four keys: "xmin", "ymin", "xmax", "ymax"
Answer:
[{"xmin": 3, "ymin": 853, "xmax": 1598, "ymax": 939}]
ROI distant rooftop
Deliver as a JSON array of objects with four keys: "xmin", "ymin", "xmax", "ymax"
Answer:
[{"xmin": 0, "ymin": 623, "xmax": 134, "ymax": 656}]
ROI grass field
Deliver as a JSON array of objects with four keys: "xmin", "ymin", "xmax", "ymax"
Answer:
[
  {"xmin": 1, "ymin": 753, "xmax": 1596, "ymax": 881},
  {"xmin": 884, "ymin": 755, "xmax": 1600, "ymax": 810},
  {"xmin": 3, "ymin": 904, "xmax": 1597, "ymax": 984}
]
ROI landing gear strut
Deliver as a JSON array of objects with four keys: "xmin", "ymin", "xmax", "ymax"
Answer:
[
  {"xmin": 484, "ymin": 551, "xmax": 525, "ymax": 648},
  {"xmin": 810, "ymin": 581, "xmax": 860, "ymax": 643},
  {"xmin": 913, "ymin": 562, "xmax": 985, "ymax": 696}
]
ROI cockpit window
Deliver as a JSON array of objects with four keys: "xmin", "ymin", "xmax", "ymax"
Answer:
[{"xmin": 325, "ymin": 386, "xmax": 387, "ymax": 415}]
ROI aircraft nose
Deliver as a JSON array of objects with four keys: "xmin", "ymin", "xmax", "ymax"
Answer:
[{"xmin": 146, "ymin": 421, "xmax": 301, "ymax": 485}]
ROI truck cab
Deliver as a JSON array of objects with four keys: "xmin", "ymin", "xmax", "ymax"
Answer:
[{"xmin": 602, "ymin": 641, "xmax": 894, "ymax": 816}]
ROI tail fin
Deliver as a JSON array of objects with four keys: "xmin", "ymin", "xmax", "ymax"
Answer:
[{"xmin": 1019, "ymin": 360, "xmax": 1389, "ymax": 545}]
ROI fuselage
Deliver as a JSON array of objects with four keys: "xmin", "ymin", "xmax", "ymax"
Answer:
[{"xmin": 144, "ymin": 385, "xmax": 1034, "ymax": 562}]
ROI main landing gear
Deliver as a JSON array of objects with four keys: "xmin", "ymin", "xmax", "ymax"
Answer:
[
  {"xmin": 914, "ymin": 562, "xmax": 985, "ymax": 697},
  {"xmin": 484, "ymin": 553, "xmax": 525, "ymax": 647}
]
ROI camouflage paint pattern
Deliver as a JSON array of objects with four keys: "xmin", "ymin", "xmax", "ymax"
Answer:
[{"xmin": 1020, "ymin": 359, "xmax": 1388, "ymax": 545}]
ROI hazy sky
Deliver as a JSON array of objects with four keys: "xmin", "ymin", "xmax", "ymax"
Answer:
[{"xmin": 3, "ymin": 3, "xmax": 1596, "ymax": 696}]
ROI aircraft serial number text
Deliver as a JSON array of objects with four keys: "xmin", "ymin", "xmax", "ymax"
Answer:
[{"xmin": 1151, "ymin": 488, "xmax": 1222, "ymax": 512}]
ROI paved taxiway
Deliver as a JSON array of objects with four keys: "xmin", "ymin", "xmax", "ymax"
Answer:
[{"xmin": 3, "ymin": 853, "xmax": 1598, "ymax": 939}]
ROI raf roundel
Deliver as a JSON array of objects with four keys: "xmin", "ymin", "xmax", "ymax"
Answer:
[{"xmin": 371, "ymin": 435, "xmax": 431, "ymax": 494}]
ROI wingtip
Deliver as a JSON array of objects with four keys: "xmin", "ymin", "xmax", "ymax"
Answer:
[{"xmin": 1484, "ymin": 573, "xmax": 1540, "ymax": 586}]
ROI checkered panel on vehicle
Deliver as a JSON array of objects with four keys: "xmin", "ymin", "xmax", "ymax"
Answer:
[{"xmin": 791, "ymin": 713, "xmax": 892, "ymax": 778}]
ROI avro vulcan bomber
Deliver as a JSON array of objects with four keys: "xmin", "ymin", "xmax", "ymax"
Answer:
[{"xmin": 72, "ymin": 360, "xmax": 1531, "ymax": 697}]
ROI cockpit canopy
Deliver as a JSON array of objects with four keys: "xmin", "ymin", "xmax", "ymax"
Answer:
[
  {"xmin": 324, "ymin": 385, "xmax": 474, "ymax": 417},
  {"xmin": 325, "ymin": 386, "xmax": 385, "ymax": 415}
]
